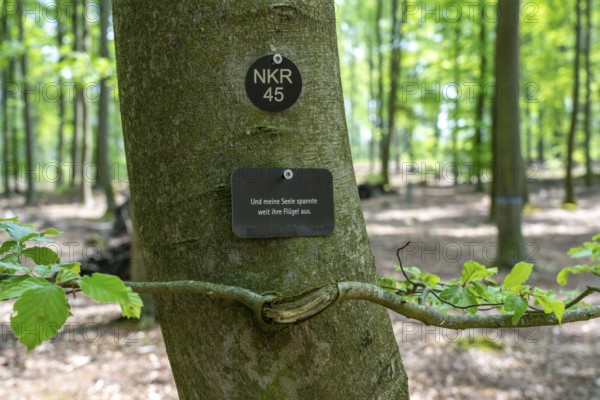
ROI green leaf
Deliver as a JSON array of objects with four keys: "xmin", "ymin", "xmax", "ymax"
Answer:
[
  {"xmin": 440, "ymin": 284, "xmax": 462, "ymax": 303},
  {"xmin": 0, "ymin": 261, "xmax": 33, "ymax": 275},
  {"xmin": 460, "ymin": 261, "xmax": 497, "ymax": 285},
  {"xmin": 79, "ymin": 273, "xmax": 142, "ymax": 319},
  {"xmin": 440, "ymin": 284, "xmax": 479, "ymax": 314},
  {"xmin": 22, "ymin": 247, "xmax": 61, "ymax": 265},
  {"xmin": 0, "ymin": 276, "xmax": 52, "ymax": 300},
  {"xmin": 403, "ymin": 266, "xmax": 423, "ymax": 278},
  {"xmin": 121, "ymin": 287, "xmax": 143, "ymax": 319},
  {"xmin": 504, "ymin": 295, "xmax": 528, "ymax": 325},
  {"xmin": 41, "ymin": 228, "xmax": 61, "ymax": 236},
  {"xmin": 420, "ymin": 273, "xmax": 441, "ymax": 288},
  {"xmin": 2, "ymin": 253, "xmax": 20, "ymax": 264},
  {"xmin": 567, "ymin": 246, "xmax": 592, "ymax": 259},
  {"xmin": 535, "ymin": 294, "xmax": 565, "ymax": 323},
  {"xmin": 60, "ymin": 262, "xmax": 81, "ymax": 275},
  {"xmin": 0, "ymin": 240, "xmax": 18, "ymax": 254},
  {"xmin": 79, "ymin": 273, "xmax": 129, "ymax": 303},
  {"xmin": 557, "ymin": 265, "xmax": 594, "ymax": 286},
  {"xmin": 10, "ymin": 285, "xmax": 71, "ymax": 350},
  {"xmin": 4, "ymin": 222, "xmax": 38, "ymax": 243},
  {"xmin": 502, "ymin": 262, "xmax": 534, "ymax": 292},
  {"xmin": 34, "ymin": 262, "xmax": 80, "ymax": 278},
  {"xmin": 468, "ymin": 282, "xmax": 503, "ymax": 304}
]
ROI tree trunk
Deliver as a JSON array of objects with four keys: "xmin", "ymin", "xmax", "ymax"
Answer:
[
  {"xmin": 537, "ymin": 109, "xmax": 545, "ymax": 164},
  {"xmin": 71, "ymin": 0, "xmax": 82, "ymax": 188},
  {"xmin": 79, "ymin": 0, "xmax": 94, "ymax": 206},
  {"xmin": 583, "ymin": 0, "xmax": 593, "ymax": 187},
  {"xmin": 524, "ymin": 102, "xmax": 533, "ymax": 164},
  {"xmin": 565, "ymin": 0, "xmax": 582, "ymax": 205},
  {"xmin": 375, "ymin": 0, "xmax": 386, "ymax": 183},
  {"xmin": 1, "ymin": 0, "xmax": 10, "ymax": 197},
  {"xmin": 113, "ymin": 1, "xmax": 408, "ymax": 399},
  {"xmin": 18, "ymin": 0, "xmax": 35, "ymax": 205},
  {"xmin": 56, "ymin": 6, "xmax": 65, "ymax": 186},
  {"xmin": 473, "ymin": 3, "xmax": 487, "ymax": 193},
  {"xmin": 492, "ymin": 0, "xmax": 525, "ymax": 267},
  {"xmin": 10, "ymin": 57, "xmax": 19, "ymax": 195},
  {"xmin": 129, "ymin": 200, "xmax": 156, "ymax": 322},
  {"xmin": 383, "ymin": 0, "xmax": 401, "ymax": 186},
  {"xmin": 451, "ymin": 23, "xmax": 462, "ymax": 185},
  {"xmin": 368, "ymin": 36, "xmax": 377, "ymax": 172},
  {"xmin": 97, "ymin": 0, "xmax": 117, "ymax": 212}
]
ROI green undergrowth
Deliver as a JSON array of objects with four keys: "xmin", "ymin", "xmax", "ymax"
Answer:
[{"xmin": 379, "ymin": 234, "xmax": 600, "ymax": 325}]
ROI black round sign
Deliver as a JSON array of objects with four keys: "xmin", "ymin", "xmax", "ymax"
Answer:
[{"xmin": 245, "ymin": 54, "xmax": 302, "ymax": 112}]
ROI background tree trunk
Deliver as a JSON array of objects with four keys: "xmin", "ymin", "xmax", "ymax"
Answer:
[
  {"xmin": 375, "ymin": 0, "xmax": 386, "ymax": 184},
  {"xmin": 473, "ymin": 2, "xmax": 487, "ymax": 193},
  {"xmin": 18, "ymin": 0, "xmax": 35, "ymax": 205},
  {"xmin": 97, "ymin": 0, "xmax": 117, "ymax": 212},
  {"xmin": 1, "ymin": 0, "xmax": 10, "ymax": 197},
  {"xmin": 386, "ymin": 0, "xmax": 402, "ymax": 181},
  {"xmin": 71, "ymin": 0, "xmax": 82, "ymax": 188},
  {"xmin": 492, "ymin": 0, "xmax": 525, "ymax": 267},
  {"xmin": 113, "ymin": 1, "xmax": 408, "ymax": 399},
  {"xmin": 79, "ymin": 0, "xmax": 94, "ymax": 206},
  {"xmin": 583, "ymin": 0, "xmax": 593, "ymax": 187},
  {"xmin": 56, "ymin": 4, "xmax": 66, "ymax": 186},
  {"xmin": 564, "ymin": 0, "xmax": 582, "ymax": 205}
]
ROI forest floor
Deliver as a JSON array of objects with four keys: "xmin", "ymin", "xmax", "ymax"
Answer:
[{"xmin": 0, "ymin": 176, "xmax": 599, "ymax": 400}]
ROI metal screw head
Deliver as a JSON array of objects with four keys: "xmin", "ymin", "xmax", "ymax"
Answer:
[
  {"xmin": 283, "ymin": 169, "xmax": 294, "ymax": 180},
  {"xmin": 273, "ymin": 54, "xmax": 283, "ymax": 65}
]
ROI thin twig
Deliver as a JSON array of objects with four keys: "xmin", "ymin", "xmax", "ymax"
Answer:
[{"xmin": 565, "ymin": 286, "xmax": 600, "ymax": 309}]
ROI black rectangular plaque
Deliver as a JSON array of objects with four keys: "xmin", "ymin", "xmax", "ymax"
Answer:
[{"xmin": 231, "ymin": 168, "xmax": 334, "ymax": 238}]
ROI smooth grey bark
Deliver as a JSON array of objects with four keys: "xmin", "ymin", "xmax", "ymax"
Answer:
[
  {"xmin": 79, "ymin": 0, "xmax": 93, "ymax": 206},
  {"xmin": 583, "ymin": 0, "xmax": 593, "ymax": 187},
  {"xmin": 565, "ymin": 0, "xmax": 582, "ymax": 205},
  {"xmin": 56, "ymin": 3, "xmax": 65, "ymax": 186},
  {"xmin": 473, "ymin": 3, "xmax": 487, "ymax": 193},
  {"xmin": 375, "ymin": 0, "xmax": 386, "ymax": 182},
  {"xmin": 382, "ymin": 0, "xmax": 401, "ymax": 186},
  {"xmin": 71, "ymin": 0, "xmax": 82, "ymax": 187},
  {"xmin": 97, "ymin": 0, "xmax": 116, "ymax": 212},
  {"xmin": 18, "ymin": 0, "xmax": 35, "ymax": 205},
  {"xmin": 113, "ymin": 1, "xmax": 408, "ymax": 399},
  {"xmin": 492, "ymin": 0, "xmax": 525, "ymax": 267},
  {"xmin": 451, "ymin": 22, "xmax": 461, "ymax": 185},
  {"xmin": 1, "ymin": 0, "xmax": 10, "ymax": 197}
]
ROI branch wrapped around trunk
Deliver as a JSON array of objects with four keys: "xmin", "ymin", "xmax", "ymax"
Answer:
[{"xmin": 126, "ymin": 280, "xmax": 600, "ymax": 330}]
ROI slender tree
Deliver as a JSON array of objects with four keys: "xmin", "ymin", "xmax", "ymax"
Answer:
[
  {"xmin": 97, "ymin": 0, "xmax": 116, "ymax": 211},
  {"xmin": 565, "ymin": 0, "xmax": 582, "ymax": 205},
  {"xmin": 451, "ymin": 22, "xmax": 461, "ymax": 185},
  {"xmin": 473, "ymin": 2, "xmax": 488, "ymax": 192},
  {"xmin": 383, "ymin": 0, "xmax": 401, "ymax": 185},
  {"xmin": 18, "ymin": 0, "xmax": 35, "ymax": 205},
  {"xmin": 583, "ymin": 0, "xmax": 593, "ymax": 187},
  {"xmin": 56, "ymin": 0, "xmax": 66, "ymax": 186},
  {"xmin": 375, "ymin": 0, "xmax": 386, "ymax": 182},
  {"xmin": 79, "ymin": 0, "xmax": 93, "ymax": 206},
  {"xmin": 537, "ymin": 109, "xmax": 545, "ymax": 164},
  {"xmin": 367, "ymin": 35, "xmax": 377, "ymax": 172},
  {"xmin": 1, "ymin": 0, "xmax": 11, "ymax": 197},
  {"xmin": 492, "ymin": 0, "xmax": 525, "ymax": 267},
  {"xmin": 71, "ymin": 0, "xmax": 83, "ymax": 188},
  {"xmin": 113, "ymin": 1, "xmax": 409, "ymax": 398}
]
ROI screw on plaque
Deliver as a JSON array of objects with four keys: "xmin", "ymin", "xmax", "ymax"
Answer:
[
  {"xmin": 283, "ymin": 169, "xmax": 294, "ymax": 180},
  {"xmin": 273, "ymin": 54, "xmax": 283, "ymax": 65}
]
